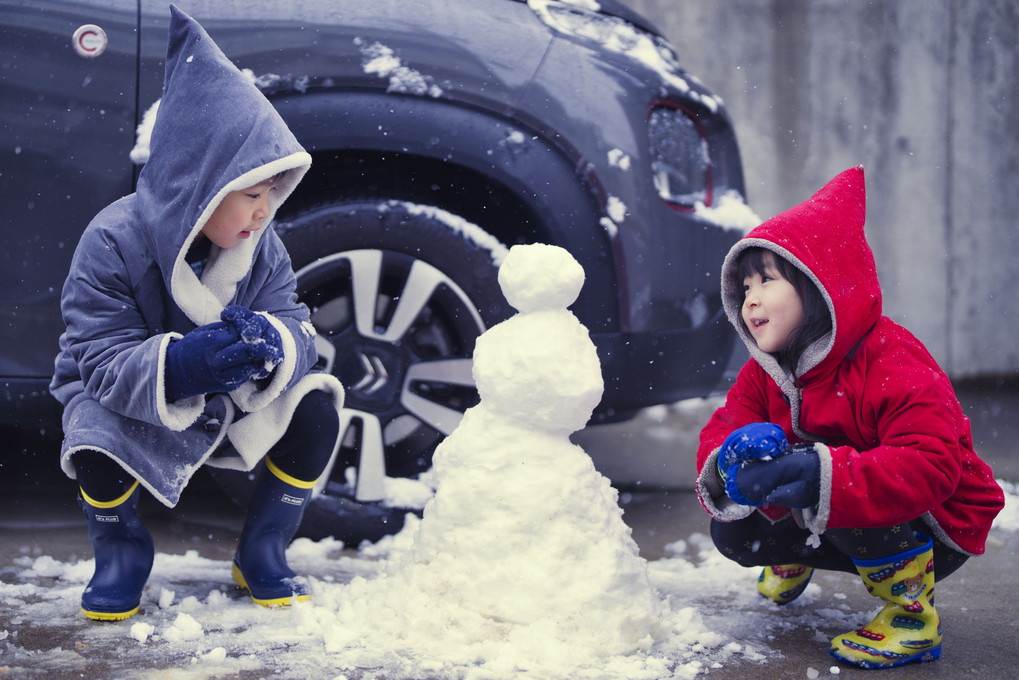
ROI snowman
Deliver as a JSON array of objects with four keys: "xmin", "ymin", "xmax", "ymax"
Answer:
[{"xmin": 327, "ymin": 244, "xmax": 661, "ymax": 672}]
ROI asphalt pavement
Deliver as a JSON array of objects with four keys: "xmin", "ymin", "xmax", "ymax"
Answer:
[{"xmin": 1, "ymin": 380, "xmax": 1016, "ymax": 679}]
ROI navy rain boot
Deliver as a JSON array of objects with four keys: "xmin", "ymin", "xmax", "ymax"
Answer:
[
  {"xmin": 232, "ymin": 459, "xmax": 316, "ymax": 606},
  {"xmin": 80, "ymin": 481, "xmax": 155, "ymax": 620}
]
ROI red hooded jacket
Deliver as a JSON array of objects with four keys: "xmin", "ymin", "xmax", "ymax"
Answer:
[{"xmin": 696, "ymin": 166, "xmax": 1004, "ymax": 555}]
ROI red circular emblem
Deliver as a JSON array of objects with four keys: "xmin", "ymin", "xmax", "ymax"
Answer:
[{"xmin": 72, "ymin": 24, "xmax": 107, "ymax": 58}]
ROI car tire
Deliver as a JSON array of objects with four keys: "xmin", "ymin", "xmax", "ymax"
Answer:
[{"xmin": 208, "ymin": 199, "xmax": 513, "ymax": 543}]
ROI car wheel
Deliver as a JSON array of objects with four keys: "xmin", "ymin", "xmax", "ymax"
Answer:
[{"xmin": 209, "ymin": 200, "xmax": 512, "ymax": 543}]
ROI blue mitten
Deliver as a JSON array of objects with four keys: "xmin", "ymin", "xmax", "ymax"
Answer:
[
  {"xmin": 725, "ymin": 450, "xmax": 820, "ymax": 508},
  {"xmin": 220, "ymin": 305, "xmax": 284, "ymax": 379},
  {"xmin": 164, "ymin": 322, "xmax": 266, "ymax": 401},
  {"xmin": 717, "ymin": 422, "xmax": 789, "ymax": 482}
]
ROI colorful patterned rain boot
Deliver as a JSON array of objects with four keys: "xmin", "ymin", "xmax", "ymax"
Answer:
[
  {"xmin": 758, "ymin": 564, "xmax": 815, "ymax": 604},
  {"xmin": 232, "ymin": 459, "xmax": 316, "ymax": 606},
  {"xmin": 829, "ymin": 535, "xmax": 941, "ymax": 669},
  {"xmin": 80, "ymin": 481, "xmax": 155, "ymax": 621}
]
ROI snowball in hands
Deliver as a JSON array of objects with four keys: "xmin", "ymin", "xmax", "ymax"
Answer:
[
  {"xmin": 220, "ymin": 305, "xmax": 284, "ymax": 378},
  {"xmin": 326, "ymin": 243, "xmax": 661, "ymax": 672}
]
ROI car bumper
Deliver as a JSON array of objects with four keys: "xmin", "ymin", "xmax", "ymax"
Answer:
[
  {"xmin": 0, "ymin": 378, "xmax": 62, "ymax": 428},
  {"xmin": 590, "ymin": 305, "xmax": 737, "ymax": 422}
]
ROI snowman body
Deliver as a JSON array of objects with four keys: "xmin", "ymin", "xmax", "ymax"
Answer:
[{"xmin": 406, "ymin": 243, "xmax": 661, "ymax": 654}]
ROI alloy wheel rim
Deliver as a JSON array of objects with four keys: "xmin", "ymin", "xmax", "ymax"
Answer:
[{"xmin": 295, "ymin": 248, "xmax": 487, "ymax": 504}]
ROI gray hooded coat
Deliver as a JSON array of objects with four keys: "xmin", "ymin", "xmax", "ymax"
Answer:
[{"xmin": 50, "ymin": 6, "xmax": 344, "ymax": 507}]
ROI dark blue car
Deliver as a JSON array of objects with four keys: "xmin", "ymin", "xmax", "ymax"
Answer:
[{"xmin": 1, "ymin": 0, "xmax": 748, "ymax": 539}]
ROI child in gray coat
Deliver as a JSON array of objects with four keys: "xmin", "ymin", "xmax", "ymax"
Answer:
[{"xmin": 49, "ymin": 6, "xmax": 344, "ymax": 620}]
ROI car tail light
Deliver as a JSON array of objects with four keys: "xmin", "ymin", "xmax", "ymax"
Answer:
[{"xmin": 647, "ymin": 102, "xmax": 711, "ymax": 209}]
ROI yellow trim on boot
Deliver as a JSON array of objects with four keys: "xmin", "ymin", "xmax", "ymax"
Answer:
[
  {"xmin": 80, "ymin": 480, "xmax": 140, "ymax": 509},
  {"xmin": 830, "ymin": 541, "xmax": 941, "ymax": 669},
  {"xmin": 82, "ymin": 605, "xmax": 140, "ymax": 621},
  {"xmin": 231, "ymin": 562, "xmax": 310, "ymax": 607},
  {"xmin": 264, "ymin": 458, "xmax": 317, "ymax": 490},
  {"xmin": 758, "ymin": 564, "xmax": 814, "ymax": 604}
]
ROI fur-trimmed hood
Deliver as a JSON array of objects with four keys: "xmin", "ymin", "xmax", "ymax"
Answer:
[
  {"xmin": 135, "ymin": 4, "xmax": 311, "ymax": 327},
  {"xmin": 720, "ymin": 166, "xmax": 879, "ymax": 389}
]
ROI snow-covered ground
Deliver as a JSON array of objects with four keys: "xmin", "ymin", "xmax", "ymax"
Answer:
[{"xmin": 1, "ymin": 483, "xmax": 1016, "ymax": 680}]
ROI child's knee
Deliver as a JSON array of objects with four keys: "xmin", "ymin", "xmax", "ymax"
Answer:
[
  {"xmin": 293, "ymin": 389, "xmax": 339, "ymax": 431},
  {"xmin": 710, "ymin": 518, "xmax": 764, "ymax": 567}
]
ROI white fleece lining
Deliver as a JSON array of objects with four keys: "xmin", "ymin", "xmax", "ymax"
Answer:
[
  {"xmin": 155, "ymin": 332, "xmax": 206, "ymax": 431},
  {"xmin": 695, "ymin": 447, "xmax": 755, "ymax": 523},
  {"xmin": 228, "ymin": 312, "xmax": 298, "ymax": 413},
  {"xmin": 170, "ymin": 152, "xmax": 311, "ymax": 327},
  {"xmin": 918, "ymin": 511, "xmax": 975, "ymax": 556},
  {"xmin": 720, "ymin": 237, "xmax": 836, "ymax": 392},
  {"xmin": 219, "ymin": 372, "xmax": 345, "ymax": 472}
]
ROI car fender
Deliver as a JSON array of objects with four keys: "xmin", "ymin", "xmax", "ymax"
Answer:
[{"xmin": 269, "ymin": 90, "xmax": 621, "ymax": 333}]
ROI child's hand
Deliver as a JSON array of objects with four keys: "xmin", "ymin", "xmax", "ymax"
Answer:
[
  {"xmin": 164, "ymin": 321, "xmax": 267, "ymax": 400},
  {"xmin": 724, "ymin": 451, "xmax": 820, "ymax": 508},
  {"xmin": 220, "ymin": 305, "xmax": 284, "ymax": 378},
  {"xmin": 717, "ymin": 422, "xmax": 789, "ymax": 481}
]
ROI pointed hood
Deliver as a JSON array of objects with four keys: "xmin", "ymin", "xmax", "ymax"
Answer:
[
  {"xmin": 135, "ymin": 5, "xmax": 311, "ymax": 326},
  {"xmin": 721, "ymin": 166, "xmax": 880, "ymax": 386}
]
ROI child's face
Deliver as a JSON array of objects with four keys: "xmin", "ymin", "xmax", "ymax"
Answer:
[
  {"xmin": 201, "ymin": 180, "xmax": 276, "ymax": 249},
  {"xmin": 741, "ymin": 253, "xmax": 804, "ymax": 354}
]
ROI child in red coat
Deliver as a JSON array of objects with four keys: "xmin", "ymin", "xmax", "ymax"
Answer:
[{"xmin": 696, "ymin": 166, "xmax": 1004, "ymax": 669}]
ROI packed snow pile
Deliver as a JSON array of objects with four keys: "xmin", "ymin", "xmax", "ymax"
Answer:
[{"xmin": 313, "ymin": 244, "xmax": 663, "ymax": 676}]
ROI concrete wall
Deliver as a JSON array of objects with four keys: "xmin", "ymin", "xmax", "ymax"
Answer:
[{"xmin": 625, "ymin": 0, "xmax": 1018, "ymax": 378}]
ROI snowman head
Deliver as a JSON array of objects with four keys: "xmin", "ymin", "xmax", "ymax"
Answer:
[
  {"xmin": 472, "ymin": 244, "xmax": 603, "ymax": 434},
  {"xmin": 497, "ymin": 243, "xmax": 584, "ymax": 313}
]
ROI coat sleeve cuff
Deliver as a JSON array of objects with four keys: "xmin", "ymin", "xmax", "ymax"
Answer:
[
  {"xmin": 229, "ymin": 312, "xmax": 298, "ymax": 413},
  {"xmin": 792, "ymin": 442, "xmax": 833, "ymax": 536},
  {"xmin": 155, "ymin": 333, "xmax": 206, "ymax": 431},
  {"xmin": 696, "ymin": 447, "xmax": 755, "ymax": 522}
]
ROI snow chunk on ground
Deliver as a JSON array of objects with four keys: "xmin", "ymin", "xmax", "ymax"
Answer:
[
  {"xmin": 164, "ymin": 612, "xmax": 204, "ymax": 642},
  {"xmin": 130, "ymin": 621, "xmax": 155, "ymax": 643}
]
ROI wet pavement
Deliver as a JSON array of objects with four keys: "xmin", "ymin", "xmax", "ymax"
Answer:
[{"xmin": 1, "ymin": 381, "xmax": 1016, "ymax": 679}]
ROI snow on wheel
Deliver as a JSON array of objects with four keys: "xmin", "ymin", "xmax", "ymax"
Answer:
[{"xmin": 209, "ymin": 200, "xmax": 511, "ymax": 543}]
